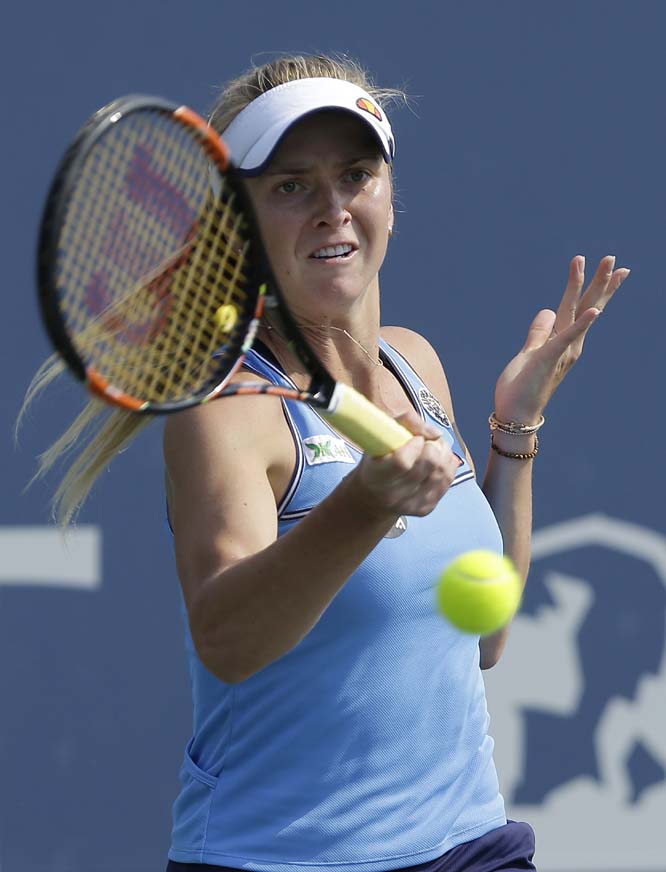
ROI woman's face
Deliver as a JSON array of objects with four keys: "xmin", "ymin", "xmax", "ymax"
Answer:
[{"xmin": 243, "ymin": 110, "xmax": 394, "ymax": 320}]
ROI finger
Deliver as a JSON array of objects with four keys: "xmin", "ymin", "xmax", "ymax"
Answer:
[
  {"xmin": 521, "ymin": 309, "xmax": 557, "ymax": 353},
  {"xmin": 385, "ymin": 434, "xmax": 427, "ymax": 473},
  {"xmin": 577, "ymin": 254, "xmax": 616, "ymax": 311},
  {"xmin": 413, "ymin": 441, "xmax": 463, "ymax": 493},
  {"xmin": 554, "ymin": 255, "xmax": 585, "ymax": 333},
  {"xmin": 394, "ymin": 409, "xmax": 440, "ymax": 440},
  {"xmin": 398, "ymin": 452, "xmax": 458, "ymax": 513},
  {"xmin": 412, "ymin": 444, "xmax": 461, "ymax": 504},
  {"xmin": 543, "ymin": 306, "xmax": 600, "ymax": 359},
  {"xmin": 580, "ymin": 265, "xmax": 631, "ymax": 313}
]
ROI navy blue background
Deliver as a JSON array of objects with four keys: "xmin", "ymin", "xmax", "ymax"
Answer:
[{"xmin": 2, "ymin": 2, "xmax": 664, "ymax": 870}]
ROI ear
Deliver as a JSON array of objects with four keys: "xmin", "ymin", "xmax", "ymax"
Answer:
[{"xmin": 388, "ymin": 202, "xmax": 394, "ymax": 236}]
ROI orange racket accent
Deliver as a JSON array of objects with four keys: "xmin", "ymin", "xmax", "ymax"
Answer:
[
  {"xmin": 234, "ymin": 384, "xmax": 310, "ymax": 401},
  {"xmin": 87, "ymin": 368, "xmax": 146, "ymax": 412},
  {"xmin": 174, "ymin": 105, "xmax": 230, "ymax": 171},
  {"xmin": 37, "ymin": 95, "xmax": 413, "ymax": 451}
]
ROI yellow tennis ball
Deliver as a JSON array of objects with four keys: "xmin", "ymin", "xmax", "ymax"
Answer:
[
  {"xmin": 214, "ymin": 304, "xmax": 238, "ymax": 333},
  {"xmin": 436, "ymin": 550, "xmax": 522, "ymax": 635}
]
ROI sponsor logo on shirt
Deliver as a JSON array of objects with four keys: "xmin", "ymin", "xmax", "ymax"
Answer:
[
  {"xmin": 384, "ymin": 515, "xmax": 408, "ymax": 538},
  {"xmin": 418, "ymin": 387, "xmax": 451, "ymax": 428},
  {"xmin": 303, "ymin": 435, "xmax": 355, "ymax": 466}
]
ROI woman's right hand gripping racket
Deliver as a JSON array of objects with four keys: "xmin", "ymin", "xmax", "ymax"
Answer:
[{"xmin": 36, "ymin": 95, "xmax": 412, "ymax": 456}]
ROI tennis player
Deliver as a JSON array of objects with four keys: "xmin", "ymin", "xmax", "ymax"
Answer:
[
  {"xmin": 155, "ymin": 54, "xmax": 630, "ymax": 872},
  {"xmin": 23, "ymin": 52, "xmax": 629, "ymax": 872}
]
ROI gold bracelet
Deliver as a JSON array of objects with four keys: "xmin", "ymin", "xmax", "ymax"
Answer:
[
  {"xmin": 491, "ymin": 433, "xmax": 539, "ymax": 460},
  {"xmin": 489, "ymin": 412, "xmax": 545, "ymax": 436}
]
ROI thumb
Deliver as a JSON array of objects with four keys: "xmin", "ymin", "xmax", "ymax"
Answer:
[{"xmin": 521, "ymin": 309, "xmax": 557, "ymax": 353}]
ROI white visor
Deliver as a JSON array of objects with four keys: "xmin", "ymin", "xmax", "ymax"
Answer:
[{"xmin": 221, "ymin": 78, "xmax": 395, "ymax": 175}]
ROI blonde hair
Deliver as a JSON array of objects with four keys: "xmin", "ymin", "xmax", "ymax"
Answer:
[
  {"xmin": 20, "ymin": 53, "xmax": 404, "ymax": 526},
  {"xmin": 209, "ymin": 53, "xmax": 406, "ymax": 137}
]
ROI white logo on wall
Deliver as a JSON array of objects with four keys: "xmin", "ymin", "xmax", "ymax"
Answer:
[
  {"xmin": 0, "ymin": 526, "xmax": 101, "ymax": 590},
  {"xmin": 484, "ymin": 514, "xmax": 666, "ymax": 871}
]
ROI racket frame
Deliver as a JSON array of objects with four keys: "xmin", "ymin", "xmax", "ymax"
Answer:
[
  {"xmin": 37, "ymin": 95, "xmax": 412, "ymax": 454},
  {"xmin": 37, "ymin": 94, "xmax": 339, "ymax": 414}
]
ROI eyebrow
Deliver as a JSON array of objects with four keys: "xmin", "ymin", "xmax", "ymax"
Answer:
[{"xmin": 264, "ymin": 153, "xmax": 382, "ymax": 176}]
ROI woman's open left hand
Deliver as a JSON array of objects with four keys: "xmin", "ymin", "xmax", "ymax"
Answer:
[{"xmin": 493, "ymin": 255, "xmax": 631, "ymax": 424}]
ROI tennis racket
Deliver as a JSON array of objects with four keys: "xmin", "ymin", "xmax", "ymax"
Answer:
[{"xmin": 36, "ymin": 94, "xmax": 412, "ymax": 456}]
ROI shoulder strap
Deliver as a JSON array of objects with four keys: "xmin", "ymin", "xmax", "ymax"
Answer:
[{"xmin": 242, "ymin": 340, "xmax": 297, "ymax": 388}]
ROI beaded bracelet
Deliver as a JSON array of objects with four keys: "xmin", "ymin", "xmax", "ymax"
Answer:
[
  {"xmin": 489, "ymin": 412, "xmax": 545, "ymax": 436},
  {"xmin": 491, "ymin": 433, "xmax": 539, "ymax": 460}
]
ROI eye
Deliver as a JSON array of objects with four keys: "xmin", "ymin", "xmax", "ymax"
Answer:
[
  {"xmin": 346, "ymin": 169, "xmax": 370, "ymax": 184},
  {"xmin": 277, "ymin": 180, "xmax": 302, "ymax": 194}
]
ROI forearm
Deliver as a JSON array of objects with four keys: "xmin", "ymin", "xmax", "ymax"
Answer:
[
  {"xmin": 479, "ymin": 430, "xmax": 535, "ymax": 667},
  {"xmin": 189, "ymin": 473, "xmax": 398, "ymax": 683}
]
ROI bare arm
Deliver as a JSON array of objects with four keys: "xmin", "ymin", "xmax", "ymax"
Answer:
[
  {"xmin": 479, "ymin": 255, "xmax": 630, "ymax": 667},
  {"xmin": 164, "ymin": 375, "xmax": 460, "ymax": 684},
  {"xmin": 384, "ymin": 264, "xmax": 626, "ymax": 671},
  {"xmin": 478, "ymin": 432, "xmax": 535, "ymax": 667},
  {"xmin": 382, "ymin": 326, "xmax": 507, "ymax": 670},
  {"xmin": 382, "ymin": 327, "xmax": 529, "ymax": 668}
]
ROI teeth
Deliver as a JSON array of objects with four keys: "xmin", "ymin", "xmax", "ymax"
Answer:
[{"xmin": 313, "ymin": 244, "xmax": 353, "ymax": 258}]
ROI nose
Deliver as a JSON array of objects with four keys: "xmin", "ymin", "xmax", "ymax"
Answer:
[{"xmin": 312, "ymin": 183, "xmax": 351, "ymax": 229}]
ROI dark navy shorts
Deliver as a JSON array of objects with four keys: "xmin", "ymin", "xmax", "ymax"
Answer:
[{"xmin": 166, "ymin": 819, "xmax": 537, "ymax": 872}]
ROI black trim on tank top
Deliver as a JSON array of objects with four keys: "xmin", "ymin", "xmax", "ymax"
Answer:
[{"xmin": 240, "ymin": 343, "xmax": 305, "ymax": 516}]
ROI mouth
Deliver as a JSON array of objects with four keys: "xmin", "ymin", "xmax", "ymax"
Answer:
[{"xmin": 309, "ymin": 243, "xmax": 356, "ymax": 261}]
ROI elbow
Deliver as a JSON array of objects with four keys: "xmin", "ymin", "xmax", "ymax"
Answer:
[
  {"xmin": 186, "ymin": 583, "xmax": 250, "ymax": 684},
  {"xmin": 190, "ymin": 603, "xmax": 266, "ymax": 684},
  {"xmin": 479, "ymin": 631, "xmax": 509, "ymax": 670},
  {"xmin": 192, "ymin": 629, "xmax": 260, "ymax": 684},
  {"xmin": 480, "ymin": 650, "xmax": 501, "ymax": 670},
  {"xmin": 193, "ymin": 632, "xmax": 254, "ymax": 684}
]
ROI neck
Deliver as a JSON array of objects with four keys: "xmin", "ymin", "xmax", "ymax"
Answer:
[
  {"xmin": 262, "ymin": 316, "xmax": 383, "ymax": 391},
  {"xmin": 262, "ymin": 284, "xmax": 385, "ymax": 387},
  {"xmin": 305, "ymin": 322, "xmax": 383, "ymax": 374}
]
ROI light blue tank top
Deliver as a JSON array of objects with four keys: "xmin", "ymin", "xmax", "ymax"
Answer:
[{"xmin": 168, "ymin": 339, "xmax": 506, "ymax": 871}]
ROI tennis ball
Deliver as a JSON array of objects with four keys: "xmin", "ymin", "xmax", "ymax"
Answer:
[
  {"xmin": 214, "ymin": 304, "xmax": 238, "ymax": 333},
  {"xmin": 436, "ymin": 550, "xmax": 522, "ymax": 635}
]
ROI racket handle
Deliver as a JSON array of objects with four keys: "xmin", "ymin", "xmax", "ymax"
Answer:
[{"xmin": 323, "ymin": 383, "xmax": 413, "ymax": 457}]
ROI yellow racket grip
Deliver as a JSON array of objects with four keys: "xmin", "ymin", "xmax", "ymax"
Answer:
[{"xmin": 322, "ymin": 383, "xmax": 413, "ymax": 457}]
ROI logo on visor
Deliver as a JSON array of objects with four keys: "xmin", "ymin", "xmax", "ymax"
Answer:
[{"xmin": 356, "ymin": 97, "xmax": 383, "ymax": 122}]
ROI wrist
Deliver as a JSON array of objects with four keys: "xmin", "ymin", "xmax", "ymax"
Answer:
[
  {"xmin": 494, "ymin": 414, "xmax": 543, "ymax": 428},
  {"xmin": 490, "ymin": 430, "xmax": 538, "ymax": 458},
  {"xmin": 489, "ymin": 411, "xmax": 541, "ymax": 460},
  {"xmin": 490, "ymin": 411, "xmax": 545, "ymax": 432}
]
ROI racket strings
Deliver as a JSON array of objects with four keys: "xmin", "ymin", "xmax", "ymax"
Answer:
[
  {"xmin": 56, "ymin": 109, "xmax": 254, "ymax": 405},
  {"xmin": 158, "ymin": 193, "xmax": 248, "ymax": 399}
]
